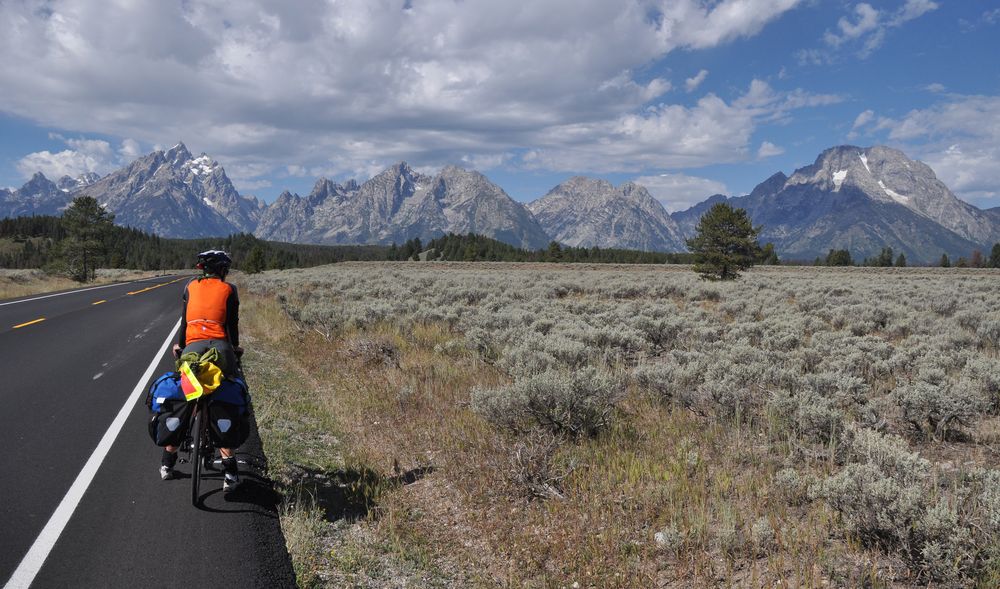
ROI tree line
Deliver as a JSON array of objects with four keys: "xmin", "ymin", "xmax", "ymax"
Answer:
[
  {"xmin": 385, "ymin": 233, "xmax": 703, "ymax": 264},
  {"xmin": 816, "ymin": 245, "xmax": 1000, "ymax": 268},
  {"xmin": 0, "ymin": 198, "xmax": 388, "ymax": 279}
]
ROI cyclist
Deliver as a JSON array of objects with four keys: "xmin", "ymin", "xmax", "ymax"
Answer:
[{"xmin": 160, "ymin": 249, "xmax": 244, "ymax": 493}]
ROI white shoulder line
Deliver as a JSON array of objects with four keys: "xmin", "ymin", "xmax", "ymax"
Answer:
[{"xmin": 3, "ymin": 319, "xmax": 181, "ymax": 589}]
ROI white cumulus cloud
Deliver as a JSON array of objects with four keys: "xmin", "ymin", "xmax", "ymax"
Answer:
[
  {"xmin": 874, "ymin": 94, "xmax": 1000, "ymax": 204},
  {"xmin": 757, "ymin": 141, "xmax": 785, "ymax": 158},
  {"xmin": 820, "ymin": 0, "xmax": 938, "ymax": 59},
  {"xmin": 633, "ymin": 172, "xmax": 728, "ymax": 212},
  {"xmin": 685, "ymin": 69, "xmax": 709, "ymax": 92},
  {"xmin": 16, "ymin": 134, "xmax": 140, "ymax": 180},
  {"xmin": 0, "ymin": 0, "xmax": 808, "ymax": 184}
]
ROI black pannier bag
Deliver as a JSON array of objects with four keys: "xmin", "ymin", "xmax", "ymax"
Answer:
[
  {"xmin": 148, "ymin": 399, "xmax": 194, "ymax": 447},
  {"xmin": 146, "ymin": 372, "xmax": 193, "ymax": 447},
  {"xmin": 207, "ymin": 401, "xmax": 248, "ymax": 448},
  {"xmin": 207, "ymin": 377, "xmax": 251, "ymax": 448}
]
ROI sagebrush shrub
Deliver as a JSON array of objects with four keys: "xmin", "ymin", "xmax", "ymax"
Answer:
[
  {"xmin": 810, "ymin": 429, "xmax": 929, "ymax": 551},
  {"xmin": 893, "ymin": 379, "xmax": 986, "ymax": 440},
  {"xmin": 471, "ymin": 368, "xmax": 624, "ymax": 438}
]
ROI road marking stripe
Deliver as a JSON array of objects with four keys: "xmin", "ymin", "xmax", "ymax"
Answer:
[
  {"xmin": 12, "ymin": 318, "xmax": 45, "ymax": 329},
  {"xmin": 3, "ymin": 318, "xmax": 181, "ymax": 589},
  {"xmin": 127, "ymin": 277, "xmax": 186, "ymax": 296},
  {"xmin": 0, "ymin": 275, "xmax": 182, "ymax": 307},
  {"xmin": 92, "ymin": 300, "xmax": 106, "ymax": 305}
]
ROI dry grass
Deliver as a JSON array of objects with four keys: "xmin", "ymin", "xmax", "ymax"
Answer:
[
  {"xmin": 235, "ymin": 264, "xmax": 1000, "ymax": 588},
  {"xmin": 237, "ymin": 292, "xmax": 846, "ymax": 587}
]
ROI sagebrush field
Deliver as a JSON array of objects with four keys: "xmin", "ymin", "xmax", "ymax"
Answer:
[{"xmin": 237, "ymin": 263, "xmax": 1000, "ymax": 588}]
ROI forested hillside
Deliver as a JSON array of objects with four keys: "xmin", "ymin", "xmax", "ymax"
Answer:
[
  {"xmin": 391, "ymin": 233, "xmax": 696, "ymax": 263},
  {"xmin": 0, "ymin": 215, "xmax": 389, "ymax": 271}
]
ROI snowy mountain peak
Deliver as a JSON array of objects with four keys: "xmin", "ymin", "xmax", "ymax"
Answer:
[
  {"xmin": 57, "ymin": 172, "xmax": 101, "ymax": 192},
  {"xmin": 702, "ymin": 144, "xmax": 1000, "ymax": 262},
  {"xmin": 184, "ymin": 154, "xmax": 220, "ymax": 177},
  {"xmin": 39, "ymin": 142, "xmax": 265, "ymax": 238}
]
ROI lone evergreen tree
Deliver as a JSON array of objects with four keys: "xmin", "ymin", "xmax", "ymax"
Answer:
[
  {"xmin": 686, "ymin": 202, "xmax": 760, "ymax": 281},
  {"xmin": 895, "ymin": 253, "xmax": 907, "ymax": 267},
  {"xmin": 991, "ymin": 243, "xmax": 1000, "ymax": 268},
  {"xmin": 940, "ymin": 253, "xmax": 951, "ymax": 268},
  {"xmin": 61, "ymin": 196, "xmax": 114, "ymax": 282},
  {"xmin": 243, "ymin": 245, "xmax": 266, "ymax": 274}
]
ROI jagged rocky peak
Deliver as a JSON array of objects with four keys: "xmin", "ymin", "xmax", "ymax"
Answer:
[
  {"xmin": 749, "ymin": 171, "xmax": 788, "ymax": 198},
  {"xmin": 556, "ymin": 176, "xmax": 615, "ymax": 194},
  {"xmin": 22, "ymin": 171, "xmax": 56, "ymax": 192},
  {"xmin": 529, "ymin": 175, "xmax": 687, "ymax": 252},
  {"xmin": 307, "ymin": 177, "xmax": 355, "ymax": 206},
  {"xmin": 784, "ymin": 145, "xmax": 933, "ymax": 204},
  {"xmin": 56, "ymin": 172, "xmax": 100, "ymax": 192},
  {"xmin": 777, "ymin": 145, "xmax": 996, "ymax": 244},
  {"xmin": 619, "ymin": 181, "xmax": 659, "ymax": 203},
  {"xmin": 165, "ymin": 142, "xmax": 192, "ymax": 164}
]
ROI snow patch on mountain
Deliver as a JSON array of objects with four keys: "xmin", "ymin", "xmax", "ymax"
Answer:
[
  {"xmin": 879, "ymin": 181, "xmax": 909, "ymax": 204},
  {"xmin": 832, "ymin": 170, "xmax": 847, "ymax": 191}
]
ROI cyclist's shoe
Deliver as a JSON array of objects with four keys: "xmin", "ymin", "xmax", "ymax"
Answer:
[
  {"xmin": 223, "ymin": 472, "xmax": 241, "ymax": 493},
  {"xmin": 160, "ymin": 465, "xmax": 176, "ymax": 480}
]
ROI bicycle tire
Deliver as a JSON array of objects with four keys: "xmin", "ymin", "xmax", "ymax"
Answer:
[{"xmin": 191, "ymin": 407, "xmax": 203, "ymax": 506}]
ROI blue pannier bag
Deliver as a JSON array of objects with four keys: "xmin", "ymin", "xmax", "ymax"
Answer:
[
  {"xmin": 210, "ymin": 377, "xmax": 249, "ymax": 413},
  {"xmin": 147, "ymin": 372, "xmax": 185, "ymax": 412}
]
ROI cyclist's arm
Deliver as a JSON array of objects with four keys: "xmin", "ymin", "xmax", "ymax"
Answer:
[
  {"xmin": 226, "ymin": 283, "xmax": 240, "ymax": 349},
  {"xmin": 177, "ymin": 283, "xmax": 189, "ymax": 348}
]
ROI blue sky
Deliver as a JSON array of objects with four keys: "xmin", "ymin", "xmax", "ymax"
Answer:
[{"xmin": 1, "ymin": 1, "xmax": 998, "ymax": 211}]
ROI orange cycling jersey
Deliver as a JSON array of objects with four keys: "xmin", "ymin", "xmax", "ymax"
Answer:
[{"xmin": 180, "ymin": 277, "xmax": 240, "ymax": 347}]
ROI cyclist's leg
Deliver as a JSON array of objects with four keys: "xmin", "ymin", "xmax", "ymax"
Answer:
[
  {"xmin": 221, "ymin": 447, "xmax": 239, "ymax": 491},
  {"xmin": 160, "ymin": 444, "xmax": 179, "ymax": 480}
]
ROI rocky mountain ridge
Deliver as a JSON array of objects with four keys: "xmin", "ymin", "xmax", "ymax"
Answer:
[
  {"xmin": 528, "ymin": 177, "xmax": 687, "ymax": 252},
  {"xmin": 3, "ymin": 143, "xmax": 997, "ymax": 263},
  {"xmin": 256, "ymin": 162, "xmax": 550, "ymax": 249},
  {"xmin": 671, "ymin": 145, "xmax": 996, "ymax": 263}
]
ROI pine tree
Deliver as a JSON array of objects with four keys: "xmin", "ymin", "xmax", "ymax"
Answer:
[
  {"xmin": 877, "ymin": 247, "xmax": 894, "ymax": 267},
  {"xmin": 895, "ymin": 253, "xmax": 907, "ymax": 267},
  {"xmin": 757, "ymin": 242, "xmax": 780, "ymax": 265},
  {"xmin": 61, "ymin": 196, "xmax": 114, "ymax": 282},
  {"xmin": 991, "ymin": 243, "xmax": 1000, "ymax": 268},
  {"xmin": 940, "ymin": 253, "xmax": 951, "ymax": 268},
  {"xmin": 243, "ymin": 245, "xmax": 266, "ymax": 274},
  {"xmin": 686, "ymin": 203, "xmax": 760, "ymax": 281}
]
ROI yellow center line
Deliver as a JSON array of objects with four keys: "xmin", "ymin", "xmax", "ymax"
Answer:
[
  {"xmin": 92, "ymin": 300, "xmax": 107, "ymax": 305},
  {"xmin": 127, "ymin": 277, "xmax": 186, "ymax": 296},
  {"xmin": 13, "ymin": 317, "xmax": 46, "ymax": 329}
]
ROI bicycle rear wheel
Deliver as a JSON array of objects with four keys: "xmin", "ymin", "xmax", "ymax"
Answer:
[{"xmin": 191, "ymin": 408, "xmax": 203, "ymax": 506}]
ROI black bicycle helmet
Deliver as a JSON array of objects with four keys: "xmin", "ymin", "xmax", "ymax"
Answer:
[{"xmin": 196, "ymin": 249, "xmax": 232, "ymax": 275}]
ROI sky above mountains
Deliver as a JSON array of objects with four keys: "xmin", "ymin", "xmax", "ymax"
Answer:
[{"xmin": 1, "ymin": 1, "xmax": 997, "ymax": 210}]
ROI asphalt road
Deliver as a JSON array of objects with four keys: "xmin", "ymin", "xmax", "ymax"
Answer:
[{"xmin": 0, "ymin": 276, "xmax": 296, "ymax": 589}]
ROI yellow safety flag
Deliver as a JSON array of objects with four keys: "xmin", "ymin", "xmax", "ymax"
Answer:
[{"xmin": 179, "ymin": 361, "xmax": 204, "ymax": 401}]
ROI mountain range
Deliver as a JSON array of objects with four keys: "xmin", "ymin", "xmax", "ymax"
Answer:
[{"xmin": 2, "ymin": 142, "xmax": 997, "ymax": 264}]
